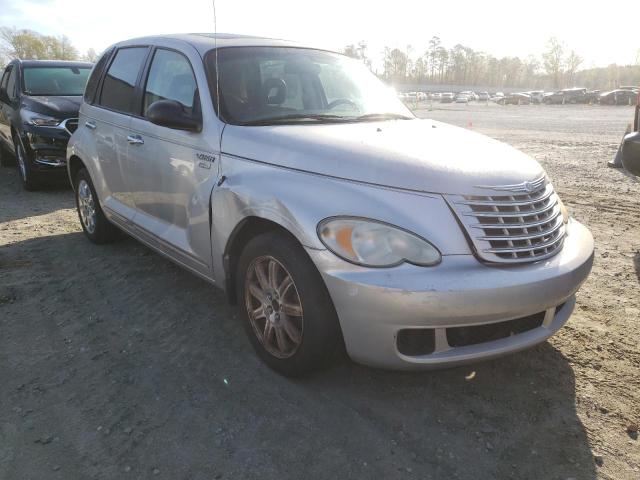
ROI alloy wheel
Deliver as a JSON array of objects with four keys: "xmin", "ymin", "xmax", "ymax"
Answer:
[
  {"xmin": 77, "ymin": 179, "xmax": 97, "ymax": 234},
  {"xmin": 244, "ymin": 255, "xmax": 303, "ymax": 359}
]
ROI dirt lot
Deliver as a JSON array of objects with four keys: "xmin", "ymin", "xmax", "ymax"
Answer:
[{"xmin": 1, "ymin": 103, "xmax": 638, "ymax": 480}]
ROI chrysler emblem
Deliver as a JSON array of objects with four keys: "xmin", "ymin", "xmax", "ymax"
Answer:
[{"xmin": 475, "ymin": 176, "xmax": 546, "ymax": 193}]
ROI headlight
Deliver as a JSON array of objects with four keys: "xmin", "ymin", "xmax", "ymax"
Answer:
[
  {"xmin": 318, "ymin": 217, "xmax": 441, "ymax": 267},
  {"xmin": 557, "ymin": 195, "xmax": 569, "ymax": 224},
  {"xmin": 21, "ymin": 109, "xmax": 60, "ymax": 127}
]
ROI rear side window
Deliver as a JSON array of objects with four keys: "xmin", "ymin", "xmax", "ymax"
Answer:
[
  {"xmin": 99, "ymin": 47, "xmax": 148, "ymax": 114},
  {"xmin": 143, "ymin": 49, "xmax": 197, "ymax": 115},
  {"xmin": 84, "ymin": 48, "xmax": 113, "ymax": 104},
  {"xmin": 5, "ymin": 67, "xmax": 17, "ymax": 100}
]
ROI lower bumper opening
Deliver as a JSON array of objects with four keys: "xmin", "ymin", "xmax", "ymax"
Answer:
[
  {"xmin": 397, "ymin": 329, "xmax": 435, "ymax": 356},
  {"xmin": 396, "ymin": 310, "xmax": 552, "ymax": 356},
  {"xmin": 446, "ymin": 311, "xmax": 545, "ymax": 347}
]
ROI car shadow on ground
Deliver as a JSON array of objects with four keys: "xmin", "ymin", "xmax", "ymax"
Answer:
[
  {"xmin": 0, "ymin": 232, "xmax": 597, "ymax": 480},
  {"xmin": 0, "ymin": 167, "xmax": 73, "ymax": 225}
]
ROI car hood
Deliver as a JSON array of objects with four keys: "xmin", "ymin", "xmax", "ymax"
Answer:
[
  {"xmin": 21, "ymin": 95, "xmax": 82, "ymax": 119},
  {"xmin": 222, "ymin": 118, "xmax": 545, "ymax": 195}
]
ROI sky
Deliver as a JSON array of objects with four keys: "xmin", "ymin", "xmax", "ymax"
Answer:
[{"xmin": 2, "ymin": 0, "xmax": 638, "ymax": 69}]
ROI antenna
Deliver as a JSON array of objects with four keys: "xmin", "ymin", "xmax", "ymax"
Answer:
[{"xmin": 212, "ymin": 0, "xmax": 221, "ymax": 123}]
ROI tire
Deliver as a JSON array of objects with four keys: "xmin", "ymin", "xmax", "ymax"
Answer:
[
  {"xmin": 237, "ymin": 231, "xmax": 342, "ymax": 376},
  {"xmin": 13, "ymin": 135, "xmax": 40, "ymax": 191},
  {"xmin": 74, "ymin": 168, "xmax": 120, "ymax": 244}
]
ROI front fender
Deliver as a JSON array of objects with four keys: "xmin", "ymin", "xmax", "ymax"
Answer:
[{"xmin": 210, "ymin": 154, "xmax": 472, "ymax": 286}]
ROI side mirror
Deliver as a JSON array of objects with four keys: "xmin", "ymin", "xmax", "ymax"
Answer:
[
  {"xmin": 622, "ymin": 131, "xmax": 640, "ymax": 177},
  {"xmin": 145, "ymin": 100, "xmax": 202, "ymax": 132}
]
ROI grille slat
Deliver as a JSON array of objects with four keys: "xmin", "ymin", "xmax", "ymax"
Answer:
[
  {"xmin": 470, "ymin": 209, "xmax": 562, "ymax": 230},
  {"xmin": 478, "ymin": 217, "xmax": 564, "ymax": 241},
  {"xmin": 446, "ymin": 179, "xmax": 566, "ymax": 264},
  {"xmin": 456, "ymin": 188, "xmax": 554, "ymax": 207},
  {"xmin": 462, "ymin": 198, "xmax": 557, "ymax": 218}
]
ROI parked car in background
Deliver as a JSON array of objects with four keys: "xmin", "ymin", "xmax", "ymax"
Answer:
[
  {"xmin": 67, "ymin": 33, "xmax": 593, "ymax": 375},
  {"xmin": 524, "ymin": 91, "xmax": 544, "ymax": 104},
  {"xmin": 497, "ymin": 93, "xmax": 531, "ymax": 105},
  {"xmin": 458, "ymin": 91, "xmax": 476, "ymax": 101},
  {"xmin": 583, "ymin": 90, "xmax": 601, "ymax": 104},
  {"xmin": 440, "ymin": 92, "xmax": 454, "ymax": 103},
  {"xmin": 618, "ymin": 90, "xmax": 640, "ymax": 174},
  {"xmin": 0, "ymin": 59, "xmax": 92, "ymax": 190},
  {"xmin": 543, "ymin": 88, "xmax": 587, "ymax": 105},
  {"xmin": 599, "ymin": 89, "xmax": 639, "ymax": 106}
]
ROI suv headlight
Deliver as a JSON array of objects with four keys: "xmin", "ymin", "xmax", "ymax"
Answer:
[
  {"xmin": 21, "ymin": 109, "xmax": 60, "ymax": 127},
  {"xmin": 318, "ymin": 217, "xmax": 441, "ymax": 267}
]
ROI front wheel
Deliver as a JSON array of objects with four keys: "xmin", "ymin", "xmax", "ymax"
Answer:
[
  {"xmin": 13, "ymin": 135, "xmax": 39, "ymax": 191},
  {"xmin": 237, "ymin": 231, "xmax": 342, "ymax": 376},
  {"xmin": 74, "ymin": 168, "xmax": 120, "ymax": 244}
]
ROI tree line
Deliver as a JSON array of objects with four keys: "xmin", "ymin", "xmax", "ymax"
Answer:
[
  {"xmin": 1, "ymin": 27, "xmax": 638, "ymax": 91},
  {"xmin": 344, "ymin": 37, "xmax": 640, "ymax": 91},
  {"xmin": 0, "ymin": 27, "xmax": 97, "ymax": 67}
]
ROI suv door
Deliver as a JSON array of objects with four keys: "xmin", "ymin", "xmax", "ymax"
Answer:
[
  {"xmin": 128, "ymin": 47, "xmax": 218, "ymax": 275},
  {"xmin": 0, "ymin": 65, "xmax": 15, "ymax": 152},
  {"xmin": 86, "ymin": 46, "xmax": 149, "ymax": 222}
]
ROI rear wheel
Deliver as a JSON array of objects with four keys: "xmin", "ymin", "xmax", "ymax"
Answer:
[
  {"xmin": 74, "ymin": 168, "xmax": 120, "ymax": 244},
  {"xmin": 237, "ymin": 231, "xmax": 342, "ymax": 376}
]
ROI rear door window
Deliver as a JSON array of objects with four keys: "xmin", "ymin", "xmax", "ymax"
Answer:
[
  {"xmin": 143, "ymin": 49, "xmax": 198, "ymax": 115},
  {"xmin": 84, "ymin": 47, "xmax": 113, "ymax": 104},
  {"xmin": 99, "ymin": 47, "xmax": 148, "ymax": 114}
]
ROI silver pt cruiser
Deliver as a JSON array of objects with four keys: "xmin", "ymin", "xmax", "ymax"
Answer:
[{"xmin": 67, "ymin": 34, "xmax": 594, "ymax": 375}]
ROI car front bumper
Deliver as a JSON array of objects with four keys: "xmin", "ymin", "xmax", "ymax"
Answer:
[
  {"xmin": 306, "ymin": 219, "xmax": 594, "ymax": 370},
  {"xmin": 21, "ymin": 125, "xmax": 73, "ymax": 172}
]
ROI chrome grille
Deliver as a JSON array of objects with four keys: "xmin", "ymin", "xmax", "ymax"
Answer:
[{"xmin": 446, "ymin": 179, "xmax": 565, "ymax": 263}]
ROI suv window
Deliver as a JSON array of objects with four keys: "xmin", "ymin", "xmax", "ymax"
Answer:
[
  {"xmin": 143, "ymin": 49, "xmax": 197, "ymax": 115},
  {"xmin": 84, "ymin": 47, "xmax": 113, "ymax": 104},
  {"xmin": 5, "ymin": 66, "xmax": 17, "ymax": 100},
  {"xmin": 99, "ymin": 47, "xmax": 148, "ymax": 114}
]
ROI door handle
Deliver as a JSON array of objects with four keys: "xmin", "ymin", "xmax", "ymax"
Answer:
[
  {"xmin": 85, "ymin": 121, "xmax": 96, "ymax": 130},
  {"xmin": 127, "ymin": 134, "xmax": 144, "ymax": 145}
]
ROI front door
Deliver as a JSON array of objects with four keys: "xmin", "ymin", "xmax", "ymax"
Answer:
[{"xmin": 127, "ymin": 47, "xmax": 219, "ymax": 275}]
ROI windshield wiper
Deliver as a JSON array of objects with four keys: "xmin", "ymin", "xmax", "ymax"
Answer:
[
  {"xmin": 241, "ymin": 114, "xmax": 351, "ymax": 126},
  {"xmin": 353, "ymin": 113, "xmax": 414, "ymax": 121}
]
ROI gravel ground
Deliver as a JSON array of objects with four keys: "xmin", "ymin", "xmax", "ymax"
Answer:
[{"xmin": 1, "ymin": 103, "xmax": 638, "ymax": 480}]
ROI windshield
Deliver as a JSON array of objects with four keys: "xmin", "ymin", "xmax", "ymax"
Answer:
[
  {"xmin": 23, "ymin": 66, "xmax": 91, "ymax": 96},
  {"xmin": 206, "ymin": 47, "xmax": 413, "ymax": 125}
]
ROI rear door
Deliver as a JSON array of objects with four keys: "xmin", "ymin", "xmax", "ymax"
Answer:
[
  {"xmin": 85, "ymin": 46, "xmax": 149, "ymax": 222},
  {"xmin": 127, "ymin": 46, "xmax": 219, "ymax": 275}
]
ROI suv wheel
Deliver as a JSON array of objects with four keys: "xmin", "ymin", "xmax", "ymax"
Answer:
[
  {"xmin": 74, "ymin": 168, "xmax": 120, "ymax": 244},
  {"xmin": 237, "ymin": 231, "xmax": 342, "ymax": 376},
  {"xmin": 13, "ymin": 135, "xmax": 39, "ymax": 190}
]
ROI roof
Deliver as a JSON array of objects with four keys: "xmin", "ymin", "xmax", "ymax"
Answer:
[
  {"xmin": 114, "ymin": 33, "xmax": 329, "ymax": 55},
  {"xmin": 18, "ymin": 59, "xmax": 93, "ymax": 68}
]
